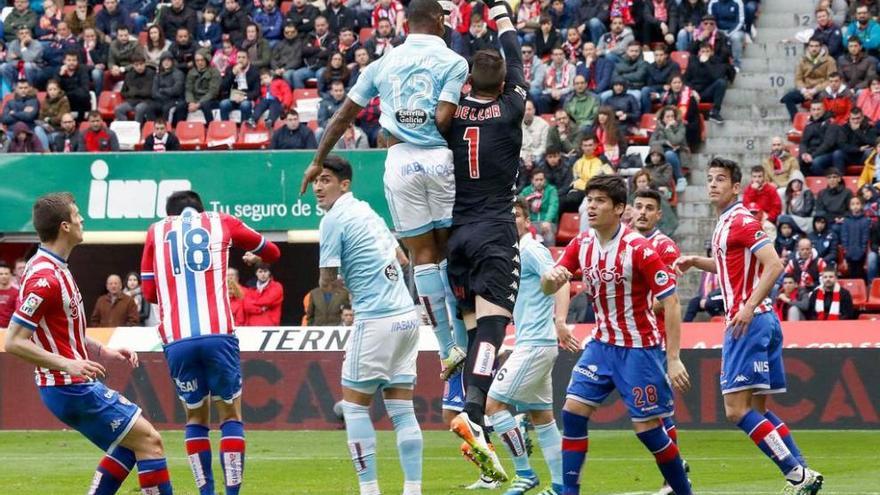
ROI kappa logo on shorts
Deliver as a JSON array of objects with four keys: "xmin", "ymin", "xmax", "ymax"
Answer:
[
  {"xmin": 395, "ymin": 108, "xmax": 428, "ymax": 128},
  {"xmin": 110, "ymin": 419, "xmax": 122, "ymax": 432},
  {"xmin": 19, "ymin": 293, "xmax": 43, "ymax": 317},
  {"xmin": 384, "ymin": 264, "xmax": 399, "ymax": 282},
  {"xmin": 654, "ymin": 270, "xmax": 670, "ymax": 286}
]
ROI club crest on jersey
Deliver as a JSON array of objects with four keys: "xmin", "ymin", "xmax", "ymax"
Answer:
[
  {"xmin": 395, "ymin": 108, "xmax": 428, "ymax": 128},
  {"xmin": 384, "ymin": 264, "xmax": 399, "ymax": 282},
  {"xmin": 755, "ymin": 230, "xmax": 766, "ymax": 240},
  {"xmin": 19, "ymin": 293, "xmax": 43, "ymax": 317},
  {"xmin": 654, "ymin": 270, "xmax": 670, "ymax": 286}
]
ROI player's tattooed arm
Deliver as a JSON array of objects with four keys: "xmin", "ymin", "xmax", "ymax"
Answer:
[
  {"xmin": 5, "ymin": 322, "xmax": 106, "ymax": 379},
  {"xmin": 300, "ymin": 98, "xmax": 364, "ymax": 195},
  {"xmin": 319, "ymin": 267, "xmax": 340, "ymax": 292}
]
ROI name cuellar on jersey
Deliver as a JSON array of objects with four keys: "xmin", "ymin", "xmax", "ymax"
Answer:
[{"xmin": 140, "ymin": 210, "xmax": 280, "ymax": 345}]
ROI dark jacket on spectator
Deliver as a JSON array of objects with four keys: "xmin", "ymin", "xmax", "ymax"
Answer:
[
  {"xmin": 605, "ymin": 83, "xmax": 641, "ymax": 126},
  {"xmin": 153, "ymin": 64, "xmax": 186, "ymax": 101},
  {"xmin": 839, "ymin": 121, "xmax": 878, "ymax": 155},
  {"xmin": 576, "ymin": 0, "xmax": 610, "ymax": 30},
  {"xmin": 253, "ymin": 7, "xmax": 284, "ymax": 42},
  {"xmin": 305, "ymin": 31, "xmax": 338, "ymax": 70},
  {"xmin": 50, "ymin": 128, "xmax": 84, "ymax": 152},
  {"xmin": 121, "ymin": 66, "xmax": 156, "ymax": 104},
  {"xmin": 1, "ymin": 93, "xmax": 39, "ymax": 128},
  {"xmin": 7, "ymin": 122, "xmax": 43, "ymax": 152},
  {"xmin": 837, "ymin": 52, "xmax": 877, "ymax": 90},
  {"xmin": 271, "ymin": 124, "xmax": 317, "ymax": 149},
  {"xmin": 805, "ymin": 285, "xmax": 854, "ymax": 320},
  {"xmin": 534, "ymin": 29, "xmax": 561, "ymax": 59},
  {"xmin": 242, "ymin": 37, "xmax": 272, "ymax": 70},
  {"xmin": 684, "ymin": 54, "xmax": 733, "ymax": 92},
  {"xmin": 542, "ymin": 160, "xmax": 573, "ymax": 193},
  {"xmin": 709, "ymin": 0, "xmax": 743, "ymax": 33},
  {"xmin": 775, "ymin": 217, "xmax": 800, "ymax": 258},
  {"xmin": 317, "ymin": 96, "xmax": 342, "ymax": 127},
  {"xmin": 614, "ymin": 55, "xmax": 649, "ymax": 89},
  {"xmin": 841, "ymin": 211, "xmax": 871, "ymax": 261},
  {"xmin": 159, "ymin": 4, "xmax": 198, "ymax": 41},
  {"xmin": 364, "ymin": 33, "xmax": 402, "ymax": 59},
  {"xmin": 271, "ymin": 36, "xmax": 306, "ymax": 70},
  {"xmin": 816, "ymin": 183, "xmax": 853, "ymax": 219},
  {"xmin": 646, "ymin": 59, "xmax": 681, "ymax": 87},
  {"xmin": 285, "ymin": 3, "xmax": 320, "ymax": 34},
  {"xmin": 143, "ymin": 132, "xmax": 181, "ymax": 151},
  {"xmin": 5, "ymin": 8, "xmax": 37, "ymax": 42},
  {"xmin": 668, "ymin": 0, "xmax": 706, "ymax": 36},
  {"xmin": 56, "ymin": 64, "xmax": 91, "ymax": 114},
  {"xmin": 814, "ymin": 21, "xmax": 844, "ymax": 58},
  {"xmin": 196, "ymin": 21, "xmax": 222, "ymax": 49},
  {"xmin": 171, "ymin": 39, "xmax": 197, "ymax": 70},
  {"xmin": 80, "ymin": 38, "xmax": 109, "ymax": 68},
  {"xmin": 575, "ymin": 56, "xmax": 614, "ymax": 93},
  {"xmin": 688, "ymin": 29, "xmax": 733, "ymax": 63},
  {"xmin": 108, "ymin": 39, "xmax": 144, "ymax": 70},
  {"xmin": 220, "ymin": 7, "xmax": 249, "ymax": 45},
  {"xmin": 809, "ymin": 216, "xmax": 840, "ymax": 265},
  {"xmin": 43, "ymin": 36, "xmax": 80, "ymax": 70},
  {"xmin": 324, "ymin": 4, "xmax": 356, "ymax": 33},
  {"xmin": 221, "ymin": 64, "xmax": 261, "ymax": 100},
  {"xmin": 186, "ymin": 65, "xmax": 222, "ymax": 103},
  {"xmin": 95, "ymin": 6, "xmax": 132, "ymax": 39},
  {"xmin": 801, "ymin": 112, "xmax": 840, "ymax": 157}
]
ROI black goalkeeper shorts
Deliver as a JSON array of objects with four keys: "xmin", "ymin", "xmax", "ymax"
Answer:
[{"xmin": 447, "ymin": 221, "xmax": 520, "ymax": 314}]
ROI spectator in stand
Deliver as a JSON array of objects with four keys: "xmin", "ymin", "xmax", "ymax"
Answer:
[
  {"xmin": 858, "ymin": 77, "xmax": 880, "ymax": 125},
  {"xmin": 534, "ymin": 15, "xmax": 561, "ymax": 60},
  {"xmin": 800, "ymin": 99, "xmax": 844, "ymax": 175},
  {"xmin": 805, "ymin": 267, "xmax": 855, "ymax": 320},
  {"xmin": 7, "ymin": 122, "xmax": 43, "ymax": 152},
  {"xmin": 153, "ymin": 53, "xmax": 186, "ymax": 125},
  {"xmin": 683, "ymin": 269, "xmax": 723, "ymax": 321},
  {"xmin": 685, "ymin": 41, "xmax": 730, "ymax": 123},
  {"xmin": 594, "ymin": 106, "xmax": 625, "ymax": 165},
  {"xmin": 774, "ymin": 216, "xmax": 800, "ymax": 260},
  {"xmin": 781, "ymin": 37, "xmax": 838, "ymax": 121},
  {"xmin": 838, "ymin": 107, "xmax": 877, "ymax": 168},
  {"xmin": 643, "ymin": 145, "xmax": 675, "ymax": 195},
  {"xmin": 11, "ymin": 259, "xmax": 25, "ymax": 289},
  {"xmin": 820, "ymin": 72, "xmax": 854, "ymax": 125},
  {"xmin": 185, "ymin": 49, "xmax": 221, "ymax": 123},
  {"xmin": 521, "ymin": 100, "xmax": 549, "ymax": 169},
  {"xmin": 213, "ymin": 37, "xmax": 241, "ymax": 77},
  {"xmin": 597, "ymin": 15, "xmax": 634, "ymax": 63},
  {"xmin": 783, "ymin": 178, "xmax": 816, "ymax": 233},
  {"xmin": 90, "ymin": 273, "xmax": 139, "ymax": 327},
  {"xmin": 318, "ymin": 52, "xmax": 351, "ymax": 97},
  {"xmin": 515, "ymin": 0, "xmax": 542, "ymax": 44},
  {"xmin": 774, "ymin": 275, "xmax": 804, "ymax": 321},
  {"xmin": 541, "ymin": 142, "xmax": 573, "ymax": 193},
  {"xmin": 575, "ymin": 41, "xmax": 614, "ymax": 95},
  {"xmin": 115, "ymin": 53, "xmax": 155, "ymax": 124},
  {"xmin": 305, "ymin": 16, "xmax": 337, "ymax": 78},
  {"xmin": 80, "ymin": 27, "xmax": 108, "ymax": 95},
  {"xmin": 546, "ymin": 108, "xmax": 581, "ymax": 161},
  {"xmin": 271, "ymin": 22, "xmax": 307, "ymax": 90},
  {"xmin": 306, "ymin": 279, "xmax": 349, "ymax": 325},
  {"xmin": 253, "ymin": 69, "xmax": 291, "ymax": 127},
  {"xmin": 858, "ymin": 138, "xmax": 880, "ymax": 187},
  {"xmin": 689, "ymin": 14, "xmax": 732, "ymax": 63},
  {"xmin": 785, "ymin": 237, "xmax": 827, "ymax": 293},
  {"xmin": 355, "ymin": 95, "xmax": 381, "ymax": 146},
  {"xmin": 244, "ymin": 262, "xmax": 284, "ymax": 325},
  {"xmin": 271, "ymin": 109, "xmax": 317, "ymax": 149},
  {"xmin": 0, "ymin": 261, "xmax": 17, "ymax": 327},
  {"xmin": 122, "ymin": 0, "xmax": 158, "ymax": 35},
  {"xmin": 2, "ymin": 80, "xmax": 39, "ymax": 132},
  {"xmin": 629, "ymin": 167, "xmax": 678, "ymax": 234},
  {"xmin": 846, "ymin": 0, "xmax": 880, "ymax": 21},
  {"xmin": 159, "ymin": 0, "xmax": 198, "ymax": 44},
  {"xmin": 561, "ymin": 135, "xmax": 613, "ymax": 211},
  {"xmin": 838, "ymin": 36, "xmax": 876, "ymax": 94},
  {"xmin": 463, "ymin": 12, "xmax": 497, "ymax": 62},
  {"xmin": 604, "ymin": 41, "xmax": 647, "ymax": 107},
  {"xmin": 1, "ymin": 26, "xmax": 44, "ymax": 89},
  {"xmin": 671, "ymin": 0, "xmax": 708, "ymax": 52},
  {"xmin": 242, "ymin": 23, "xmax": 272, "ymax": 71},
  {"xmin": 812, "ymin": 6, "xmax": 844, "ymax": 59},
  {"xmin": 548, "ymin": 0, "xmax": 574, "ymax": 34},
  {"xmin": 561, "ymin": 24, "xmax": 583, "ymax": 63},
  {"xmin": 575, "ymin": 0, "xmax": 610, "ymax": 45},
  {"xmin": 817, "ymin": 169, "xmax": 853, "ymax": 226},
  {"xmin": 565, "ymin": 75, "xmax": 600, "ymax": 131},
  {"xmin": 743, "ymin": 165, "xmax": 783, "ymax": 223},
  {"xmin": 285, "ymin": 0, "xmax": 319, "ymax": 34},
  {"xmin": 254, "ymin": 0, "xmax": 284, "ymax": 45},
  {"xmin": 196, "ymin": 6, "xmax": 222, "ymax": 51},
  {"xmin": 219, "ymin": 50, "xmax": 260, "ymax": 123},
  {"xmin": 707, "ymin": 0, "xmax": 745, "ymax": 68},
  {"xmin": 806, "ymin": 215, "xmax": 837, "ymax": 266},
  {"xmin": 41, "ymin": 21, "xmax": 79, "ymax": 84},
  {"xmin": 143, "ymin": 118, "xmax": 181, "ymax": 151},
  {"xmin": 64, "ymin": 0, "xmax": 96, "ymax": 38},
  {"xmin": 144, "ymin": 25, "xmax": 172, "ymax": 69},
  {"xmin": 638, "ymin": 0, "xmax": 676, "ymax": 46},
  {"xmin": 371, "ymin": 0, "xmax": 405, "ymax": 34},
  {"xmin": 336, "ymin": 27, "xmax": 361, "ymax": 66},
  {"xmin": 764, "ymin": 136, "xmax": 802, "ymax": 195},
  {"xmin": 4, "ymin": 0, "xmax": 36, "ymax": 43},
  {"xmin": 349, "ymin": 47, "xmax": 370, "ymax": 86},
  {"xmin": 604, "ymin": 79, "xmax": 640, "ymax": 133},
  {"xmin": 364, "ymin": 17, "xmax": 402, "ymax": 60},
  {"xmin": 57, "ymin": 51, "xmax": 90, "ymax": 119},
  {"xmin": 650, "ymin": 105, "xmax": 690, "ymax": 191},
  {"xmin": 172, "ymin": 27, "xmax": 198, "ymax": 72},
  {"xmin": 49, "ymin": 112, "xmax": 83, "ymax": 151},
  {"xmin": 522, "ymin": 43, "xmax": 547, "ymax": 100},
  {"xmin": 123, "ymin": 272, "xmax": 151, "ymax": 325},
  {"xmin": 35, "ymin": 0, "xmax": 62, "ymax": 42},
  {"xmin": 333, "ymin": 122, "xmax": 370, "ymax": 149},
  {"xmin": 82, "ymin": 111, "xmax": 120, "ymax": 152},
  {"xmin": 845, "ymin": 5, "xmax": 880, "ymax": 53},
  {"xmin": 325, "ymin": 0, "xmax": 356, "ymax": 34},
  {"xmin": 341, "ymin": 304, "xmax": 355, "ymax": 326},
  {"xmin": 641, "ymin": 45, "xmax": 681, "ymax": 114},
  {"xmin": 659, "ymin": 74, "xmax": 701, "ymax": 147},
  {"xmin": 220, "ymin": 0, "xmax": 250, "ymax": 46},
  {"xmin": 227, "ymin": 266, "xmax": 249, "ymax": 326},
  {"xmin": 105, "ymin": 25, "xmax": 144, "ymax": 91},
  {"xmin": 96, "ymin": 0, "xmax": 133, "ymax": 43},
  {"xmin": 351, "ymin": 0, "xmax": 378, "ymax": 29},
  {"xmin": 520, "ymin": 168, "xmax": 559, "ymax": 246},
  {"xmin": 841, "ymin": 195, "xmax": 871, "ymax": 279},
  {"xmin": 317, "ymin": 79, "xmax": 346, "ymax": 136},
  {"xmin": 36, "ymin": 79, "xmax": 69, "ymax": 143}
]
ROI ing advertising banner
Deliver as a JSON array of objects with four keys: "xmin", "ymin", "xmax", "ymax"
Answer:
[{"xmin": 0, "ymin": 150, "xmax": 391, "ymax": 233}]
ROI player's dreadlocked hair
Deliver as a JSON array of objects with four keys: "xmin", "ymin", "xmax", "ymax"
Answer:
[
  {"xmin": 470, "ymin": 49, "xmax": 506, "ymax": 95},
  {"xmin": 708, "ymin": 157, "xmax": 742, "ymax": 184},
  {"xmin": 585, "ymin": 174, "xmax": 628, "ymax": 207}
]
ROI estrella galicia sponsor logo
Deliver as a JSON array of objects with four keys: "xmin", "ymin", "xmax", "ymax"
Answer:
[
  {"xmin": 384, "ymin": 264, "xmax": 399, "ymax": 282},
  {"xmin": 395, "ymin": 108, "xmax": 428, "ymax": 128}
]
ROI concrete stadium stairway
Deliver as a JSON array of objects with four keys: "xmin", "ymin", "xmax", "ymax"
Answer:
[{"xmin": 675, "ymin": 0, "xmax": 812, "ymax": 296}]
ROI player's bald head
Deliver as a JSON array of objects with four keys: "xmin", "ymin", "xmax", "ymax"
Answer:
[{"xmin": 407, "ymin": 0, "xmax": 444, "ymax": 34}]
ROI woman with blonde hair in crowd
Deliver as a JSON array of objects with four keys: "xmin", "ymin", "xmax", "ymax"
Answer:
[{"xmin": 228, "ymin": 267, "xmax": 249, "ymax": 326}]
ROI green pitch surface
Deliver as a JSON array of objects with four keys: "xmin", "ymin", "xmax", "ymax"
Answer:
[{"xmin": 0, "ymin": 430, "xmax": 877, "ymax": 494}]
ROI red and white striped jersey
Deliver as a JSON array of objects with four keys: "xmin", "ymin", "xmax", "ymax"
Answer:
[
  {"xmin": 140, "ymin": 210, "xmax": 280, "ymax": 345},
  {"xmin": 11, "ymin": 247, "xmax": 89, "ymax": 387},
  {"xmin": 557, "ymin": 225, "xmax": 676, "ymax": 348},
  {"xmin": 711, "ymin": 202, "xmax": 773, "ymax": 324},
  {"xmin": 646, "ymin": 229, "xmax": 680, "ymax": 335}
]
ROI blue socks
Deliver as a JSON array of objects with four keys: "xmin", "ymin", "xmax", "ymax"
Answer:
[
  {"xmin": 137, "ymin": 458, "xmax": 173, "ymax": 494},
  {"xmin": 438, "ymin": 259, "xmax": 468, "ymax": 348},
  {"xmin": 764, "ymin": 410, "xmax": 806, "ymax": 466},
  {"xmin": 561, "ymin": 410, "xmax": 589, "ymax": 495},
  {"xmin": 636, "ymin": 425, "xmax": 691, "ymax": 495},
  {"xmin": 535, "ymin": 420, "xmax": 563, "ymax": 490},
  {"xmin": 342, "ymin": 401, "xmax": 380, "ymax": 495},
  {"xmin": 220, "ymin": 420, "xmax": 245, "ymax": 495},
  {"xmin": 385, "ymin": 398, "xmax": 423, "ymax": 491},
  {"xmin": 184, "ymin": 424, "xmax": 215, "ymax": 495},
  {"xmin": 489, "ymin": 410, "xmax": 534, "ymax": 477},
  {"xmin": 414, "ymin": 263, "xmax": 453, "ymax": 359},
  {"xmin": 738, "ymin": 409, "xmax": 801, "ymax": 476},
  {"xmin": 92, "ymin": 446, "xmax": 136, "ymax": 495}
]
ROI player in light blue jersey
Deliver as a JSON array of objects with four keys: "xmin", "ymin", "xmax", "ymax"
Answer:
[
  {"xmin": 301, "ymin": 0, "xmax": 471, "ymax": 381},
  {"xmin": 314, "ymin": 155, "xmax": 424, "ymax": 495},
  {"xmin": 478, "ymin": 198, "xmax": 579, "ymax": 495}
]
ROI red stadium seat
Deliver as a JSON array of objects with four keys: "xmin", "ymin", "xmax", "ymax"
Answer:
[
  {"xmin": 36, "ymin": 91, "xmax": 46, "ymax": 105},
  {"xmin": 236, "ymin": 121, "xmax": 271, "ymax": 149},
  {"xmin": 840, "ymin": 278, "xmax": 867, "ymax": 306},
  {"xmin": 273, "ymin": 118, "xmax": 286, "ymax": 130},
  {"xmin": 787, "ymin": 143, "xmax": 799, "ymax": 157},
  {"xmin": 805, "ymin": 177, "xmax": 827, "ymax": 195},
  {"xmin": 864, "ymin": 278, "xmax": 880, "ymax": 311},
  {"xmin": 846, "ymin": 164, "xmax": 864, "ymax": 176},
  {"xmin": 540, "ymin": 113, "xmax": 555, "ymax": 125},
  {"xmin": 670, "ymin": 51, "xmax": 689, "ymax": 72},
  {"xmin": 79, "ymin": 120, "xmax": 91, "ymax": 133},
  {"xmin": 97, "ymin": 91, "xmax": 124, "ymax": 120},
  {"xmin": 175, "ymin": 121, "xmax": 206, "ymax": 150},
  {"xmin": 280, "ymin": 0, "xmax": 292, "ymax": 14},
  {"xmin": 628, "ymin": 113, "xmax": 657, "ymax": 145},
  {"xmin": 858, "ymin": 313, "xmax": 880, "ymax": 320},
  {"xmin": 844, "ymin": 176, "xmax": 859, "ymax": 194},
  {"xmin": 710, "ymin": 316, "xmax": 725, "ymax": 323},
  {"xmin": 556, "ymin": 213, "xmax": 580, "ymax": 245},
  {"xmin": 206, "ymin": 120, "xmax": 237, "ymax": 149},
  {"xmin": 292, "ymin": 88, "xmax": 319, "ymax": 105},
  {"xmin": 569, "ymin": 280, "xmax": 585, "ymax": 296},
  {"xmin": 138, "ymin": 31, "xmax": 148, "ymax": 46},
  {"xmin": 307, "ymin": 119, "xmax": 319, "ymax": 131},
  {"xmin": 359, "ymin": 27, "xmax": 374, "ymax": 42},
  {"xmin": 0, "ymin": 93, "xmax": 13, "ymax": 113},
  {"xmin": 548, "ymin": 246, "xmax": 565, "ymax": 261},
  {"xmin": 141, "ymin": 120, "xmax": 155, "ymax": 142},
  {"xmin": 787, "ymin": 112, "xmax": 809, "ymax": 143}
]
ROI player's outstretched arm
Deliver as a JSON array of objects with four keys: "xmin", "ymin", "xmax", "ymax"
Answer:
[
  {"xmin": 730, "ymin": 243, "xmax": 784, "ymax": 338},
  {"xmin": 673, "ymin": 255, "xmax": 716, "ymax": 275},
  {"xmin": 491, "ymin": 3, "xmax": 526, "ymax": 91},
  {"xmin": 541, "ymin": 266, "xmax": 572, "ymax": 295},
  {"xmin": 5, "ymin": 322, "xmax": 106, "ymax": 379},
  {"xmin": 661, "ymin": 293, "xmax": 690, "ymax": 392},
  {"xmin": 553, "ymin": 280, "xmax": 580, "ymax": 352},
  {"xmin": 300, "ymin": 98, "xmax": 364, "ymax": 195}
]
